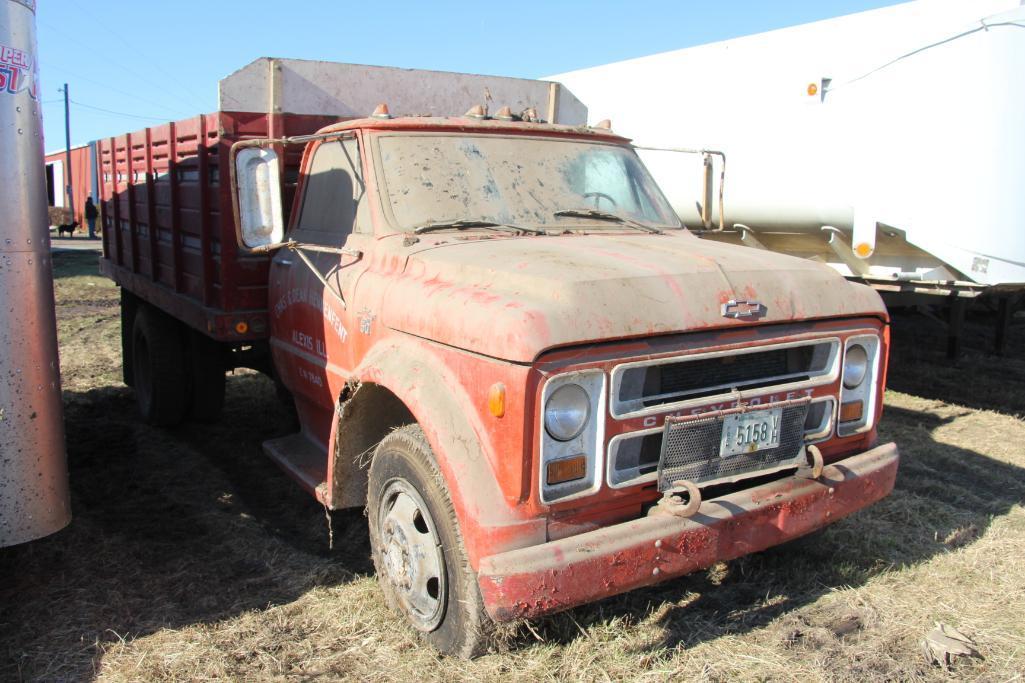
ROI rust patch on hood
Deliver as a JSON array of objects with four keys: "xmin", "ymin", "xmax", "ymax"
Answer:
[{"xmin": 383, "ymin": 232, "xmax": 885, "ymax": 362}]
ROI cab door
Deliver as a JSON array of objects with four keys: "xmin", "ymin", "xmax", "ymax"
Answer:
[{"xmin": 270, "ymin": 135, "xmax": 371, "ymax": 435}]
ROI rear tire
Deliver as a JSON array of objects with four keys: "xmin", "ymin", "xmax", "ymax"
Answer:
[
  {"xmin": 187, "ymin": 330, "xmax": 225, "ymax": 422},
  {"xmin": 368, "ymin": 425, "xmax": 492, "ymax": 658},
  {"xmin": 132, "ymin": 307, "xmax": 188, "ymax": 426}
]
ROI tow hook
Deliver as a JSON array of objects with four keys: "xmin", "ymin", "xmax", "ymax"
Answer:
[
  {"xmin": 803, "ymin": 444, "xmax": 825, "ymax": 479},
  {"xmin": 647, "ymin": 479, "xmax": 702, "ymax": 518}
]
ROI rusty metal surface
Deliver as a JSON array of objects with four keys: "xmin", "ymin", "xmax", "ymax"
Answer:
[
  {"xmin": 476, "ymin": 443, "xmax": 899, "ymax": 622},
  {"xmin": 386, "ymin": 231, "xmax": 886, "ymax": 363},
  {"xmin": 92, "ymin": 101, "xmax": 895, "ymax": 583},
  {"xmin": 260, "ymin": 116, "xmax": 892, "ymax": 573},
  {"xmin": 0, "ymin": 0, "xmax": 71, "ymax": 547},
  {"xmin": 314, "ymin": 115, "xmax": 610, "ymax": 139},
  {"xmin": 96, "ymin": 111, "xmax": 338, "ymax": 342}
]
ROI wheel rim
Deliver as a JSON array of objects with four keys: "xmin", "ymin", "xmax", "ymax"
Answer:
[{"xmin": 377, "ymin": 479, "xmax": 447, "ymax": 631}]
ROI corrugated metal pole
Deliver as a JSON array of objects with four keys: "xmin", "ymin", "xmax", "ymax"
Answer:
[{"xmin": 61, "ymin": 81, "xmax": 74, "ymax": 222}]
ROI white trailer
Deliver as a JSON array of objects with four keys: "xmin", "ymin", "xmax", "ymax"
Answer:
[{"xmin": 551, "ymin": 0, "xmax": 1025, "ymax": 351}]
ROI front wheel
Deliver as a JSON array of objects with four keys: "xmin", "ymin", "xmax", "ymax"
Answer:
[{"xmin": 367, "ymin": 425, "xmax": 492, "ymax": 658}]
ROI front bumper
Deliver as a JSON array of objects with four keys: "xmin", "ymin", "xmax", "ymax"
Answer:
[{"xmin": 477, "ymin": 442, "xmax": 899, "ymax": 622}]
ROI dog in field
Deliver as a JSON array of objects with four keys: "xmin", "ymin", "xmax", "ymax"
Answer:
[{"xmin": 56, "ymin": 221, "xmax": 79, "ymax": 238}]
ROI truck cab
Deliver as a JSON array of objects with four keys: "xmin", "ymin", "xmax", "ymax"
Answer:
[{"xmin": 229, "ymin": 109, "xmax": 899, "ymax": 656}]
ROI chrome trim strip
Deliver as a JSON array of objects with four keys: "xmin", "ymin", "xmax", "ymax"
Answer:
[
  {"xmin": 606, "ymin": 426, "xmax": 662, "ymax": 490},
  {"xmin": 606, "ymin": 395, "xmax": 836, "ymax": 490},
  {"xmin": 539, "ymin": 370, "xmax": 607, "ymax": 505},
  {"xmin": 610, "ymin": 337, "xmax": 842, "ymax": 420},
  {"xmin": 805, "ymin": 396, "xmax": 837, "ymax": 443},
  {"xmin": 838, "ymin": 334, "xmax": 883, "ymax": 437}
]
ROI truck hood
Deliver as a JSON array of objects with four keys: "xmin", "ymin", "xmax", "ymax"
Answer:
[{"xmin": 382, "ymin": 232, "xmax": 885, "ymax": 363}]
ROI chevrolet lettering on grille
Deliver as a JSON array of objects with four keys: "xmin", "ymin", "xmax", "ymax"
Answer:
[{"xmin": 721, "ymin": 299, "xmax": 766, "ymax": 319}]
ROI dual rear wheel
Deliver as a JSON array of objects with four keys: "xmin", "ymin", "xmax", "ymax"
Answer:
[{"xmin": 129, "ymin": 305, "xmax": 225, "ymax": 426}]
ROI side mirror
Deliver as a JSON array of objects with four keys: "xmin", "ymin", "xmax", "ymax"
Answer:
[{"xmin": 232, "ymin": 145, "xmax": 284, "ymax": 251}]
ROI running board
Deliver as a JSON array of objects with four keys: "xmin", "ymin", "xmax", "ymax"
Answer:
[{"xmin": 263, "ymin": 433, "xmax": 330, "ymax": 505}]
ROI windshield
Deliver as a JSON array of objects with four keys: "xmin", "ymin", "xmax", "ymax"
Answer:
[{"xmin": 376, "ymin": 134, "xmax": 683, "ymax": 232}]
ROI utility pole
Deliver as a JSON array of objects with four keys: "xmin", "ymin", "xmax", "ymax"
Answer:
[{"xmin": 61, "ymin": 82, "xmax": 74, "ymax": 222}]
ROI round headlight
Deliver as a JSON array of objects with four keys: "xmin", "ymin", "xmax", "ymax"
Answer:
[
  {"xmin": 544, "ymin": 383, "xmax": 590, "ymax": 442},
  {"xmin": 843, "ymin": 344, "xmax": 869, "ymax": 389}
]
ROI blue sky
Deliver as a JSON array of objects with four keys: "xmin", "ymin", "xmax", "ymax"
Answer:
[{"xmin": 37, "ymin": 0, "xmax": 899, "ymax": 150}]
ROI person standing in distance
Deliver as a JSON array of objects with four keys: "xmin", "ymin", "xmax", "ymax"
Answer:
[{"xmin": 84, "ymin": 196, "xmax": 99, "ymax": 239}]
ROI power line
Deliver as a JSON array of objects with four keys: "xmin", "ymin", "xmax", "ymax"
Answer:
[
  {"xmin": 69, "ymin": 98, "xmax": 170, "ymax": 122},
  {"xmin": 826, "ymin": 19, "xmax": 1025, "ymax": 93},
  {"xmin": 41, "ymin": 60, "xmax": 193, "ymax": 118},
  {"xmin": 37, "ymin": 18, "xmax": 204, "ymax": 117},
  {"xmin": 64, "ymin": 0, "xmax": 210, "ymax": 113}
]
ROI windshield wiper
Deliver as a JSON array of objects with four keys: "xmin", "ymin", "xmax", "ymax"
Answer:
[
  {"xmin": 413, "ymin": 219, "xmax": 546, "ymax": 236},
  {"xmin": 553, "ymin": 208, "xmax": 663, "ymax": 234}
]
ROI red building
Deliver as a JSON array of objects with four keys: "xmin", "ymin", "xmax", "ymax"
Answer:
[{"xmin": 44, "ymin": 143, "xmax": 96, "ymax": 225}]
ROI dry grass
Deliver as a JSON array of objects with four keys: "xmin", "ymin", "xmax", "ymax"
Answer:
[{"xmin": 1, "ymin": 251, "xmax": 1023, "ymax": 681}]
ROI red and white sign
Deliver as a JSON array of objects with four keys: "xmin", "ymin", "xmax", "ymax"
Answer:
[{"xmin": 0, "ymin": 43, "xmax": 36, "ymax": 99}]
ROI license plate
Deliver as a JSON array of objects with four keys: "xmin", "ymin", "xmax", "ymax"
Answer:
[{"xmin": 719, "ymin": 408, "xmax": 783, "ymax": 458}]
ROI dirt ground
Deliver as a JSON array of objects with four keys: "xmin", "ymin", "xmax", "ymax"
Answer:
[{"xmin": 1, "ymin": 251, "xmax": 1023, "ymax": 682}]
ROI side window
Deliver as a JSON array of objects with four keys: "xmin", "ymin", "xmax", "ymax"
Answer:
[{"xmin": 293, "ymin": 138, "xmax": 366, "ymax": 246}]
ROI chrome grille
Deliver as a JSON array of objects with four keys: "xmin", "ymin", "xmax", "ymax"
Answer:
[
  {"xmin": 656, "ymin": 402, "xmax": 809, "ymax": 490},
  {"xmin": 659, "ymin": 348, "xmax": 793, "ymax": 397},
  {"xmin": 611, "ymin": 338, "xmax": 839, "ymax": 418}
]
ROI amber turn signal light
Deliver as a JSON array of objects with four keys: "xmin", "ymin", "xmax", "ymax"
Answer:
[
  {"xmin": 546, "ymin": 456, "xmax": 586, "ymax": 486},
  {"xmin": 234, "ymin": 320, "xmax": 249, "ymax": 334},
  {"xmin": 840, "ymin": 400, "xmax": 864, "ymax": 423},
  {"xmin": 487, "ymin": 382, "xmax": 506, "ymax": 418}
]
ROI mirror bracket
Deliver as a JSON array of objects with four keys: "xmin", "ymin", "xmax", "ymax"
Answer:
[{"xmin": 230, "ymin": 131, "xmax": 364, "ymax": 254}]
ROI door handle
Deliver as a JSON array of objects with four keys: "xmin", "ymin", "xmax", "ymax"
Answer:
[{"xmin": 278, "ymin": 258, "xmax": 293, "ymax": 266}]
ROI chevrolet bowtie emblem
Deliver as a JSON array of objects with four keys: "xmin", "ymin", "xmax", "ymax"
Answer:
[{"xmin": 721, "ymin": 299, "xmax": 766, "ymax": 319}]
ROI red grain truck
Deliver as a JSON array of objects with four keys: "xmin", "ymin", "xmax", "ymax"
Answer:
[{"xmin": 99, "ymin": 58, "xmax": 899, "ymax": 657}]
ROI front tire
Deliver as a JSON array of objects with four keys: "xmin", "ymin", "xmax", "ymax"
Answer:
[{"xmin": 368, "ymin": 425, "xmax": 492, "ymax": 658}]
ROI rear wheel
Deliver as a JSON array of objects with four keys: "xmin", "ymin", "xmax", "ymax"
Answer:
[
  {"xmin": 368, "ymin": 425, "xmax": 492, "ymax": 658},
  {"xmin": 132, "ymin": 307, "xmax": 188, "ymax": 426},
  {"xmin": 187, "ymin": 330, "xmax": 225, "ymax": 422}
]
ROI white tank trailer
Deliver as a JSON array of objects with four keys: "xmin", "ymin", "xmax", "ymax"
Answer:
[
  {"xmin": 0, "ymin": 0, "xmax": 71, "ymax": 547},
  {"xmin": 552, "ymin": 0, "xmax": 1025, "ymax": 310}
]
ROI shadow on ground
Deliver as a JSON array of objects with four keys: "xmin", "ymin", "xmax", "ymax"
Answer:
[
  {"xmin": 50, "ymin": 249, "xmax": 103, "ymax": 280},
  {"xmin": 0, "ymin": 374, "xmax": 370, "ymax": 682},
  {"xmin": 3, "ymin": 251, "xmax": 1022, "ymax": 679},
  {"xmin": 886, "ymin": 305, "xmax": 1025, "ymax": 416}
]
